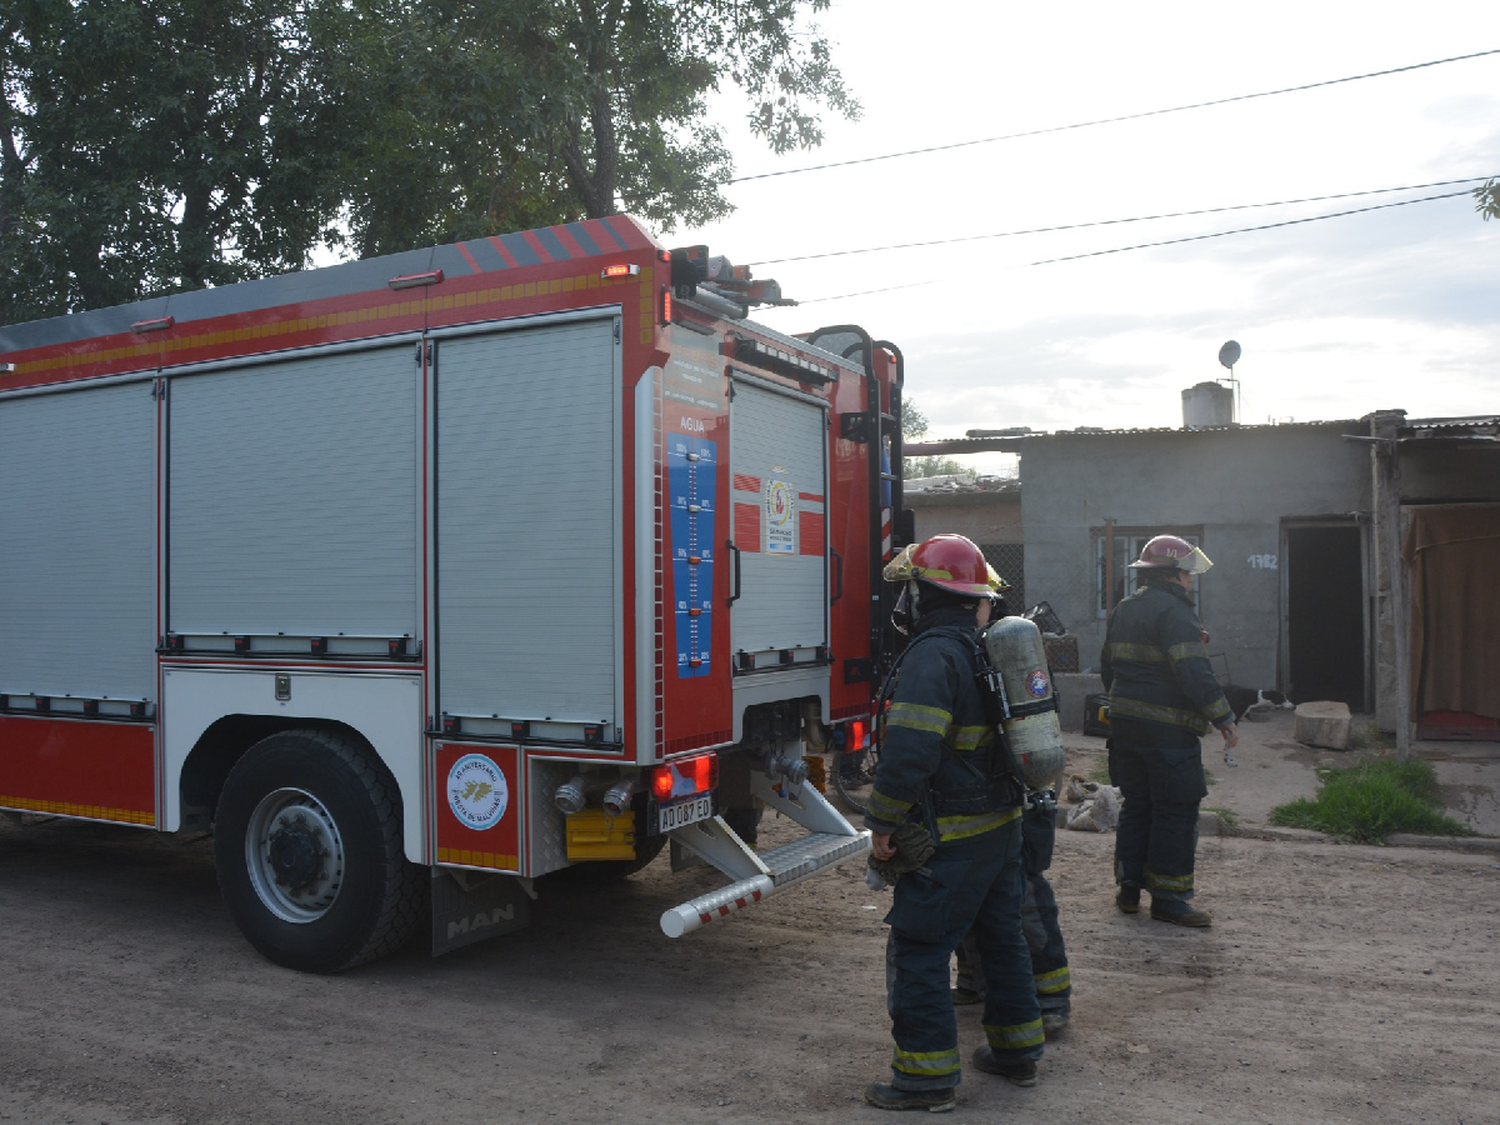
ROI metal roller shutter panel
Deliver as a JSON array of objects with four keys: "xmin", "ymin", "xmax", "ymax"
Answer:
[
  {"xmin": 729, "ymin": 381, "xmax": 827, "ymax": 658},
  {"xmin": 0, "ymin": 385, "xmax": 156, "ymax": 700},
  {"xmin": 168, "ymin": 346, "xmax": 420, "ymax": 638},
  {"xmin": 435, "ymin": 320, "xmax": 620, "ymax": 723}
]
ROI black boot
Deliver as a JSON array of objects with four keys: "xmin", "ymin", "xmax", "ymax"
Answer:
[
  {"xmin": 1150, "ymin": 897, "xmax": 1212, "ymax": 927},
  {"xmin": 864, "ymin": 1083, "xmax": 956, "ymax": 1112}
]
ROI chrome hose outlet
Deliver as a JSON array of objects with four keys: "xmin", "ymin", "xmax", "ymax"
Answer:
[{"xmin": 554, "ymin": 774, "xmax": 589, "ymax": 815}]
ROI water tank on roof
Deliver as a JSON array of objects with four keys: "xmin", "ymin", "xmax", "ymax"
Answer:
[{"xmin": 1182, "ymin": 381, "xmax": 1234, "ymax": 429}]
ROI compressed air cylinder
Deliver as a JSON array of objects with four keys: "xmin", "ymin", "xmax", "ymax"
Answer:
[{"xmin": 980, "ymin": 615, "xmax": 1067, "ymax": 791}]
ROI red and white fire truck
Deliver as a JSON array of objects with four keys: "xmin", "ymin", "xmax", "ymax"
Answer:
[{"xmin": 0, "ymin": 214, "xmax": 910, "ymax": 971}]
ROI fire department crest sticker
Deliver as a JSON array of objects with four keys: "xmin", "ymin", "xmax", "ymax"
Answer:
[
  {"xmin": 764, "ymin": 475, "xmax": 796, "ymax": 555},
  {"xmin": 447, "ymin": 754, "xmax": 509, "ymax": 831},
  {"xmin": 1026, "ymin": 669, "xmax": 1050, "ymax": 698}
]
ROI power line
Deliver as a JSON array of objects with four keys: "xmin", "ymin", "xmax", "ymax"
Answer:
[
  {"xmin": 785, "ymin": 188, "xmax": 1476, "ymax": 306},
  {"xmin": 724, "ymin": 49, "xmax": 1500, "ymax": 186},
  {"xmin": 1025, "ymin": 189, "xmax": 1474, "ymax": 266},
  {"xmin": 749, "ymin": 177, "xmax": 1496, "ymax": 266}
]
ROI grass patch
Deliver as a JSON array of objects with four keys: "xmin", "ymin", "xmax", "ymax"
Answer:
[
  {"xmin": 1269, "ymin": 758, "xmax": 1477, "ymax": 844},
  {"xmin": 1204, "ymin": 805, "xmax": 1239, "ymax": 833}
]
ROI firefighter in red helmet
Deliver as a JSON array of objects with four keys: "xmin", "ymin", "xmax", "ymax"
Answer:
[
  {"xmin": 1101, "ymin": 535, "xmax": 1238, "ymax": 927},
  {"xmin": 863, "ymin": 533, "xmax": 1043, "ymax": 1112}
]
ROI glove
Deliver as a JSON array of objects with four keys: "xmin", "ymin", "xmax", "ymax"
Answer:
[{"xmin": 866, "ymin": 820, "xmax": 936, "ymax": 886}]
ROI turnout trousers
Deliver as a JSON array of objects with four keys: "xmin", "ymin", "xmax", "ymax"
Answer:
[
  {"xmin": 1108, "ymin": 716, "xmax": 1210, "ymax": 902},
  {"xmin": 883, "ymin": 815, "xmax": 1043, "ymax": 1091},
  {"xmin": 955, "ymin": 804, "xmax": 1071, "ymax": 1017}
]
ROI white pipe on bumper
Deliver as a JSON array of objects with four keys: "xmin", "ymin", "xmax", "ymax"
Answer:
[{"xmin": 660, "ymin": 873, "xmax": 777, "ymax": 938}]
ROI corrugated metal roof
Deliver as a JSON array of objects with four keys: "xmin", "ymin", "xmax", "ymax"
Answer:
[
  {"xmin": 907, "ymin": 412, "xmax": 1500, "ymax": 456},
  {"xmin": 1041, "ymin": 419, "xmax": 1357, "ymax": 437},
  {"xmin": 1401, "ymin": 415, "xmax": 1500, "ymax": 438},
  {"xmin": 905, "ymin": 418, "xmax": 1359, "ymax": 456}
]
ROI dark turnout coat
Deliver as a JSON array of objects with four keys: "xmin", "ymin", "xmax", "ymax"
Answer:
[
  {"xmin": 1100, "ymin": 577, "xmax": 1233, "ymax": 738},
  {"xmin": 864, "ymin": 605, "xmax": 1019, "ymax": 846}
]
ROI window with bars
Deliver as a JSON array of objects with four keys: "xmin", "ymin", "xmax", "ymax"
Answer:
[{"xmin": 1094, "ymin": 528, "xmax": 1202, "ymax": 617}]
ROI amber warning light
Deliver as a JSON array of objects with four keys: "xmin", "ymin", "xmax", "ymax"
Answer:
[
  {"xmin": 600, "ymin": 263, "xmax": 641, "ymax": 279},
  {"xmin": 649, "ymin": 753, "xmax": 718, "ymax": 801}
]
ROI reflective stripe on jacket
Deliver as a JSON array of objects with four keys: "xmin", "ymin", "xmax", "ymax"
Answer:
[
  {"xmin": 863, "ymin": 605, "xmax": 1017, "ymax": 842},
  {"xmin": 1100, "ymin": 578, "xmax": 1233, "ymax": 736}
]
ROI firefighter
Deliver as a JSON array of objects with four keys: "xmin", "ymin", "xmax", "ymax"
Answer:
[
  {"xmin": 1101, "ymin": 534, "xmax": 1239, "ymax": 927},
  {"xmin": 864, "ymin": 534, "xmax": 1043, "ymax": 1113},
  {"xmin": 952, "ymin": 795, "xmax": 1071, "ymax": 1032},
  {"xmin": 951, "ymin": 587, "xmax": 1071, "ymax": 1032}
]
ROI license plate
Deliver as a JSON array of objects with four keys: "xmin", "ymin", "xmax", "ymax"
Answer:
[{"xmin": 651, "ymin": 793, "xmax": 714, "ymax": 834}]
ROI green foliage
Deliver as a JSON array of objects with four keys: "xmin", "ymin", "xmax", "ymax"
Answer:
[
  {"xmin": 1269, "ymin": 758, "xmax": 1478, "ymax": 844},
  {"xmin": 905, "ymin": 456, "xmax": 971, "ymax": 480},
  {"xmin": 1475, "ymin": 179, "xmax": 1499, "ymax": 221},
  {"xmin": 1, "ymin": 0, "xmax": 858, "ymax": 315},
  {"xmin": 902, "ymin": 398, "xmax": 929, "ymax": 440},
  {"xmin": 1, "ymin": 0, "xmax": 350, "ymax": 320}
]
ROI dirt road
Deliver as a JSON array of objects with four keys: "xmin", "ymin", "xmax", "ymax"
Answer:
[{"xmin": 4, "ymin": 774, "xmax": 1499, "ymax": 1125}]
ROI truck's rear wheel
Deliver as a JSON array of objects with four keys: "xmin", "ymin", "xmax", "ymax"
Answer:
[{"xmin": 214, "ymin": 729, "xmax": 423, "ymax": 973}]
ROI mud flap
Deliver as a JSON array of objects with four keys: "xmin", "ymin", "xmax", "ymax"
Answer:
[{"xmin": 430, "ymin": 868, "xmax": 533, "ymax": 956}]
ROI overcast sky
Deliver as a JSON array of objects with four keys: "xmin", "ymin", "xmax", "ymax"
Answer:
[{"xmin": 674, "ymin": 0, "xmax": 1500, "ymax": 472}]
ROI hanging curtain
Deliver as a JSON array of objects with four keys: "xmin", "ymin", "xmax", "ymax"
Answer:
[{"xmin": 1401, "ymin": 504, "xmax": 1500, "ymax": 719}]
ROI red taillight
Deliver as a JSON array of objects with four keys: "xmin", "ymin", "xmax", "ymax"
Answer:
[
  {"xmin": 661, "ymin": 284, "xmax": 673, "ymax": 325},
  {"xmin": 601, "ymin": 263, "xmax": 640, "ymax": 279},
  {"xmin": 650, "ymin": 753, "xmax": 718, "ymax": 801},
  {"xmin": 650, "ymin": 768, "xmax": 675, "ymax": 800},
  {"xmin": 845, "ymin": 720, "xmax": 867, "ymax": 752}
]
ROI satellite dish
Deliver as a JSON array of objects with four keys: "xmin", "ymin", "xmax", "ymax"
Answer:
[{"xmin": 1218, "ymin": 340, "xmax": 1241, "ymax": 370}]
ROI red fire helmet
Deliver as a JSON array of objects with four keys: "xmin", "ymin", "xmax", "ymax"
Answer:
[{"xmin": 882, "ymin": 533, "xmax": 999, "ymax": 597}]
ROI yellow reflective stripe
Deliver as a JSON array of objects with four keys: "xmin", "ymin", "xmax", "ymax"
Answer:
[
  {"xmin": 1146, "ymin": 869, "xmax": 1194, "ymax": 893},
  {"xmin": 1202, "ymin": 696, "xmax": 1233, "ymax": 723},
  {"xmin": 1107, "ymin": 696, "xmax": 1211, "ymax": 732},
  {"xmin": 1035, "ymin": 966, "xmax": 1071, "ymax": 995},
  {"xmin": 935, "ymin": 805, "xmax": 1021, "ymax": 842},
  {"xmin": 887, "ymin": 701, "xmax": 952, "ymax": 735},
  {"xmin": 867, "ymin": 789, "xmax": 914, "ymax": 824},
  {"xmin": 1109, "ymin": 641, "xmax": 1167, "ymax": 664},
  {"xmin": 892, "ymin": 1046, "xmax": 961, "ymax": 1077},
  {"xmin": 1166, "ymin": 641, "xmax": 1210, "ymax": 663},
  {"xmin": 949, "ymin": 724, "xmax": 994, "ymax": 751},
  {"xmin": 984, "ymin": 1019, "xmax": 1045, "ymax": 1051}
]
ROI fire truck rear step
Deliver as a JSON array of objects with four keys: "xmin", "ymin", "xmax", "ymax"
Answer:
[
  {"xmin": 660, "ymin": 767, "xmax": 870, "ymax": 937},
  {"xmin": 659, "ymin": 829, "xmax": 870, "ymax": 937}
]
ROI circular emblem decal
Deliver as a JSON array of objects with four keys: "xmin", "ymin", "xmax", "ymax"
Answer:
[
  {"xmin": 1026, "ymin": 669, "xmax": 1051, "ymax": 698},
  {"xmin": 447, "ymin": 754, "xmax": 509, "ymax": 831}
]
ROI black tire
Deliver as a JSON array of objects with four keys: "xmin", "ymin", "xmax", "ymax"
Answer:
[
  {"xmin": 832, "ymin": 743, "xmax": 878, "ymax": 816},
  {"xmin": 214, "ymin": 729, "xmax": 424, "ymax": 973},
  {"xmin": 546, "ymin": 831, "xmax": 668, "ymax": 882}
]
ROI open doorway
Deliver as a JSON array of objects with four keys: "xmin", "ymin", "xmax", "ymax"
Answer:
[{"xmin": 1284, "ymin": 523, "xmax": 1367, "ymax": 710}]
